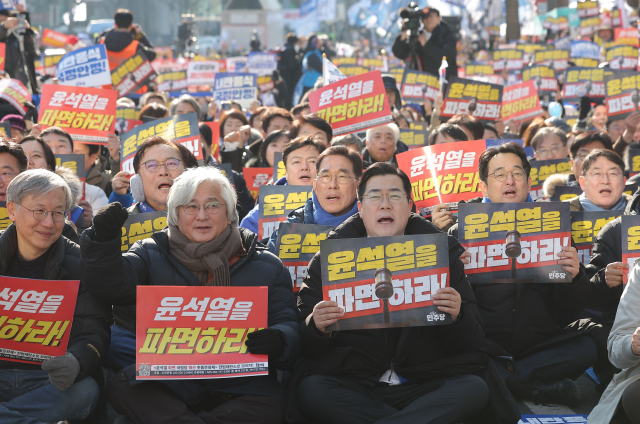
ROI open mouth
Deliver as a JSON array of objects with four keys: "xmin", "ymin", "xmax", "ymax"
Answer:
[
  {"xmin": 298, "ymin": 174, "xmax": 311, "ymax": 183},
  {"xmin": 378, "ymin": 217, "xmax": 394, "ymax": 224},
  {"xmin": 503, "ymin": 189, "xmax": 517, "ymax": 198},
  {"xmin": 195, "ymin": 225, "xmax": 211, "ymax": 231},
  {"xmin": 157, "ymin": 182, "xmax": 173, "ymax": 191},
  {"xmin": 326, "ymin": 194, "xmax": 340, "ymax": 202},
  {"xmin": 599, "ymin": 188, "xmax": 612, "ymax": 195}
]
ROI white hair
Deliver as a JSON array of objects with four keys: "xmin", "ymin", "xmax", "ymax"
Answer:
[
  {"xmin": 54, "ymin": 167, "xmax": 82, "ymax": 209},
  {"xmin": 7, "ymin": 169, "xmax": 74, "ymax": 210},
  {"xmin": 366, "ymin": 123, "xmax": 400, "ymax": 151},
  {"xmin": 166, "ymin": 167, "xmax": 238, "ymax": 227}
]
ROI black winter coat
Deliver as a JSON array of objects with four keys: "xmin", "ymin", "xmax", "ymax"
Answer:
[{"xmin": 0, "ymin": 225, "xmax": 111, "ymax": 381}]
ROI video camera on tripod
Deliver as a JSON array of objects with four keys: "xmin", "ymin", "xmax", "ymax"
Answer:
[{"xmin": 399, "ymin": 2, "xmax": 426, "ymax": 32}]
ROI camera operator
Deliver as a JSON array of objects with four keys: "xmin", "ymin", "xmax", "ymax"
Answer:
[
  {"xmin": 392, "ymin": 6, "xmax": 458, "ymax": 81},
  {"xmin": 0, "ymin": 7, "xmax": 38, "ymax": 93}
]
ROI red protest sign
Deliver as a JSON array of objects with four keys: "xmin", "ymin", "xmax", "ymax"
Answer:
[
  {"xmin": 0, "ymin": 79, "xmax": 30, "ymax": 115},
  {"xmin": 0, "ymin": 43, "xmax": 6, "ymax": 72},
  {"xmin": 396, "ymin": 140, "xmax": 485, "ymax": 216},
  {"xmin": 0, "ymin": 277, "xmax": 79, "ymax": 364},
  {"xmin": 501, "ymin": 80, "xmax": 543, "ymax": 124},
  {"xmin": 136, "ymin": 286, "xmax": 268, "ymax": 379},
  {"xmin": 309, "ymin": 70, "xmax": 392, "ymax": 136},
  {"xmin": 615, "ymin": 28, "xmax": 640, "ymax": 47},
  {"xmin": 242, "ymin": 167, "xmax": 273, "ymax": 201},
  {"xmin": 42, "ymin": 28, "xmax": 73, "ymax": 48},
  {"xmin": 39, "ymin": 85, "xmax": 117, "ymax": 145}
]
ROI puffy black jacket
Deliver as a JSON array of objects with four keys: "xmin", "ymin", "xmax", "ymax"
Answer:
[
  {"xmin": 101, "ymin": 29, "xmax": 157, "ymax": 62},
  {"xmin": 0, "ymin": 225, "xmax": 111, "ymax": 381},
  {"xmin": 79, "ymin": 226, "xmax": 300, "ymax": 374},
  {"xmin": 585, "ymin": 188, "xmax": 640, "ymax": 322},
  {"xmin": 449, "ymin": 201, "xmax": 593, "ymax": 358},
  {"xmin": 298, "ymin": 213, "xmax": 485, "ymax": 377}
]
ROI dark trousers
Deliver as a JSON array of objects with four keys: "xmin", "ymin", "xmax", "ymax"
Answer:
[
  {"xmin": 297, "ymin": 373, "xmax": 488, "ymax": 424},
  {"xmin": 108, "ymin": 372, "xmax": 283, "ymax": 424},
  {"xmin": 623, "ymin": 379, "xmax": 640, "ymax": 424}
]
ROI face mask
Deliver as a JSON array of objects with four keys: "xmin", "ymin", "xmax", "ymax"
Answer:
[{"xmin": 294, "ymin": 45, "xmax": 300, "ymax": 52}]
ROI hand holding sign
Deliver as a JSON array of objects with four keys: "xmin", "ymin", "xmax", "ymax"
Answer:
[
  {"xmin": 313, "ymin": 300, "xmax": 344, "ymax": 334},
  {"xmin": 432, "ymin": 287, "xmax": 461, "ymax": 322},
  {"xmin": 431, "ymin": 204, "xmax": 454, "ymax": 230},
  {"xmin": 460, "ymin": 248, "xmax": 471, "ymax": 265},
  {"xmin": 245, "ymin": 328, "xmax": 283, "ymax": 357},
  {"xmin": 558, "ymin": 246, "xmax": 580, "ymax": 279},
  {"xmin": 41, "ymin": 353, "xmax": 80, "ymax": 391},
  {"xmin": 111, "ymin": 171, "xmax": 132, "ymax": 195},
  {"xmin": 605, "ymin": 262, "xmax": 629, "ymax": 288}
]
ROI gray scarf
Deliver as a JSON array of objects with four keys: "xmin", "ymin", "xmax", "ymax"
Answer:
[{"xmin": 168, "ymin": 224, "xmax": 243, "ymax": 286}]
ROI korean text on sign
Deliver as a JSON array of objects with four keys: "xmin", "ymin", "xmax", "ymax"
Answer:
[
  {"xmin": 440, "ymin": 78, "xmax": 502, "ymax": 122},
  {"xmin": 605, "ymin": 72, "xmax": 640, "ymax": 122},
  {"xmin": 136, "ymin": 286, "xmax": 268, "ymax": 379},
  {"xmin": 257, "ymin": 185, "xmax": 313, "ymax": 239},
  {"xmin": 55, "ymin": 45, "xmax": 112, "ymax": 88},
  {"xmin": 111, "ymin": 53, "xmax": 157, "ymax": 97},
  {"xmin": 571, "ymin": 211, "xmax": 620, "ymax": 264},
  {"xmin": 501, "ymin": 80, "xmax": 543, "ymax": 124},
  {"xmin": 213, "ymin": 72, "xmax": 258, "ymax": 109}
]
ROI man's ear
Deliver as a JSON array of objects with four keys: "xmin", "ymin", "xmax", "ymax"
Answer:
[
  {"xmin": 7, "ymin": 201, "xmax": 17, "ymax": 222},
  {"xmin": 479, "ymin": 180, "xmax": 488, "ymax": 198},
  {"xmin": 579, "ymin": 175, "xmax": 586, "ymax": 191}
]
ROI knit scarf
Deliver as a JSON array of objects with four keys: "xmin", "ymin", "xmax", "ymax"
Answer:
[
  {"xmin": 168, "ymin": 224, "xmax": 243, "ymax": 286},
  {"xmin": 578, "ymin": 192, "xmax": 627, "ymax": 212}
]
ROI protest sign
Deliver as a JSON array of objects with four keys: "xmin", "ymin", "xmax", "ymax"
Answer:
[
  {"xmin": 41, "ymin": 28, "xmax": 73, "ymax": 48},
  {"xmin": 492, "ymin": 50, "xmax": 526, "ymax": 71},
  {"xmin": 336, "ymin": 65, "xmax": 369, "ymax": 77},
  {"xmin": 120, "ymin": 113, "xmax": 202, "ymax": 173},
  {"xmin": 0, "ymin": 43, "xmax": 6, "ymax": 72},
  {"xmin": 121, "ymin": 211, "xmax": 167, "ymax": 252},
  {"xmin": 136, "ymin": 285, "xmax": 268, "ymax": 379},
  {"xmin": 0, "ymin": 202, "xmax": 10, "ymax": 230},
  {"xmin": 570, "ymin": 40, "xmax": 601, "ymax": 60},
  {"xmin": 562, "ymin": 67, "xmax": 607, "ymax": 102},
  {"xmin": 621, "ymin": 215, "xmax": 640, "ymax": 283},
  {"xmin": 257, "ymin": 185, "xmax": 312, "ymax": 239},
  {"xmin": 551, "ymin": 185, "xmax": 583, "ymax": 202},
  {"xmin": 459, "ymin": 202, "xmax": 572, "ymax": 284},
  {"xmin": 399, "ymin": 128, "xmax": 430, "ymax": 149},
  {"xmin": 577, "ymin": 0, "xmax": 599, "ymax": 18},
  {"xmin": 156, "ymin": 70, "xmax": 188, "ymax": 92},
  {"xmin": 533, "ymin": 49, "xmax": 570, "ymax": 72},
  {"xmin": 333, "ymin": 57, "xmax": 357, "ymax": 66},
  {"xmin": 605, "ymin": 71, "xmax": 640, "ymax": 122},
  {"xmin": 388, "ymin": 67, "xmax": 405, "ymax": 88},
  {"xmin": 187, "ymin": 60, "xmax": 224, "ymax": 86},
  {"xmin": 400, "ymin": 69, "xmax": 440, "ymax": 102},
  {"xmin": 522, "ymin": 65, "xmax": 558, "ymax": 96},
  {"xmin": 0, "ymin": 276, "xmax": 79, "ymax": 364},
  {"xmin": 111, "ymin": 52, "xmax": 157, "ymax": 96},
  {"xmin": 39, "ymin": 85, "xmax": 117, "ymax": 145},
  {"xmin": 55, "ymin": 153, "xmax": 85, "ymax": 178},
  {"xmin": 257, "ymin": 75, "xmax": 275, "ymax": 92},
  {"xmin": 440, "ymin": 78, "xmax": 503, "ymax": 122},
  {"xmin": 211, "ymin": 162, "xmax": 234, "ymax": 186},
  {"xmin": 40, "ymin": 54, "xmax": 64, "ymax": 76},
  {"xmin": 605, "ymin": 45, "xmax": 639, "ymax": 70},
  {"xmin": 571, "ymin": 211, "xmax": 621, "ymax": 264},
  {"xmin": 579, "ymin": 16, "xmax": 601, "ymax": 37},
  {"xmin": 247, "ymin": 52, "xmax": 278, "ymax": 76},
  {"xmin": 574, "ymin": 58, "xmax": 600, "ymax": 68},
  {"xmin": 501, "ymin": 80, "xmax": 543, "ymax": 124},
  {"xmin": 529, "ymin": 158, "xmax": 573, "ymax": 199},
  {"xmin": 224, "ymin": 57, "xmax": 248, "ymax": 73},
  {"xmin": 309, "ymin": 70, "xmax": 392, "ymax": 136},
  {"xmin": 320, "ymin": 233, "xmax": 451, "ymax": 331},
  {"xmin": 464, "ymin": 64, "xmax": 494, "ymax": 77},
  {"xmin": 627, "ymin": 148, "xmax": 640, "ymax": 176},
  {"xmin": 273, "ymin": 152, "xmax": 285, "ymax": 182},
  {"xmin": 55, "ymin": 45, "xmax": 112, "ymax": 88},
  {"xmin": 116, "ymin": 107, "xmax": 142, "ymax": 134},
  {"xmin": 615, "ymin": 27, "xmax": 639, "ymax": 47},
  {"xmin": 213, "ymin": 72, "xmax": 258, "ymax": 109},
  {"xmin": 518, "ymin": 415, "xmax": 587, "ymax": 424},
  {"xmin": 275, "ymin": 223, "xmax": 333, "ymax": 292},
  {"xmin": 396, "ymin": 139, "xmax": 485, "ymax": 216},
  {"xmin": 0, "ymin": 79, "xmax": 29, "ymax": 115},
  {"xmin": 242, "ymin": 167, "xmax": 272, "ymax": 201},
  {"xmin": 0, "ymin": 121, "xmax": 10, "ymax": 138},
  {"xmin": 361, "ymin": 58, "xmax": 387, "ymax": 71}
]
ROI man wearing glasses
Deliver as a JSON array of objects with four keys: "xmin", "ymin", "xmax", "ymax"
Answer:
[
  {"xmin": 294, "ymin": 162, "xmax": 490, "ymax": 424},
  {"xmin": 0, "ymin": 169, "xmax": 110, "ymax": 423},
  {"xmin": 448, "ymin": 142, "xmax": 596, "ymax": 407},
  {"xmin": 531, "ymin": 127, "xmax": 570, "ymax": 161},
  {"xmin": 267, "ymin": 146, "xmax": 362, "ymax": 253},
  {"xmin": 566, "ymin": 131, "xmax": 614, "ymax": 187},
  {"xmin": 0, "ymin": 140, "xmax": 26, "ymax": 202}
]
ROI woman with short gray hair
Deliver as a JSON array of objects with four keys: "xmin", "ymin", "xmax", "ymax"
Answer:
[{"xmin": 80, "ymin": 167, "xmax": 299, "ymax": 424}]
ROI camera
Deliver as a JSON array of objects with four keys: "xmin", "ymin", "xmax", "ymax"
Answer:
[{"xmin": 399, "ymin": 2, "xmax": 425, "ymax": 32}]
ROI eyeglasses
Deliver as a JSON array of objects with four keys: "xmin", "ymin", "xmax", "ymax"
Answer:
[
  {"xmin": 17, "ymin": 204, "xmax": 67, "ymax": 222},
  {"xmin": 0, "ymin": 171, "xmax": 15, "ymax": 183},
  {"xmin": 575, "ymin": 152, "xmax": 589, "ymax": 161},
  {"xmin": 536, "ymin": 146, "xmax": 564, "ymax": 158},
  {"xmin": 586, "ymin": 171, "xmax": 623, "ymax": 181},
  {"xmin": 141, "ymin": 158, "xmax": 181, "ymax": 173},
  {"xmin": 182, "ymin": 201, "xmax": 226, "ymax": 215},
  {"xmin": 363, "ymin": 192, "xmax": 407, "ymax": 205},
  {"xmin": 316, "ymin": 173, "xmax": 355, "ymax": 185},
  {"xmin": 489, "ymin": 170, "xmax": 526, "ymax": 182}
]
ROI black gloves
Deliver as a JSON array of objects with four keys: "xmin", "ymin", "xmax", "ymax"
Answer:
[
  {"xmin": 93, "ymin": 202, "xmax": 128, "ymax": 242},
  {"xmin": 245, "ymin": 328, "xmax": 283, "ymax": 357},
  {"xmin": 41, "ymin": 353, "xmax": 80, "ymax": 391}
]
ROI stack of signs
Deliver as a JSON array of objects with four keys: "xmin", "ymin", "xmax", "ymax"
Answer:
[
  {"xmin": 275, "ymin": 223, "xmax": 333, "ymax": 292},
  {"xmin": 247, "ymin": 52, "xmax": 278, "ymax": 76},
  {"xmin": 121, "ymin": 211, "xmax": 167, "ymax": 252},
  {"xmin": 578, "ymin": 0, "xmax": 601, "ymax": 37},
  {"xmin": 562, "ymin": 68, "xmax": 608, "ymax": 102},
  {"xmin": 187, "ymin": 60, "xmax": 225, "ymax": 86},
  {"xmin": 533, "ymin": 50, "xmax": 570, "ymax": 73},
  {"xmin": 529, "ymin": 158, "xmax": 573, "ymax": 199},
  {"xmin": 622, "ymin": 215, "xmax": 640, "ymax": 283},
  {"xmin": 213, "ymin": 72, "xmax": 258, "ymax": 109},
  {"xmin": 55, "ymin": 45, "xmax": 112, "ymax": 88},
  {"xmin": 38, "ymin": 85, "xmax": 117, "ymax": 144},
  {"xmin": 400, "ymin": 126, "xmax": 430, "ymax": 149},
  {"xmin": 156, "ymin": 69, "xmax": 188, "ymax": 92},
  {"xmin": 115, "ymin": 107, "xmax": 142, "ymax": 134},
  {"xmin": 606, "ymin": 45, "xmax": 639, "ymax": 70},
  {"xmin": 627, "ymin": 148, "xmax": 640, "ymax": 176},
  {"xmin": 39, "ymin": 54, "xmax": 65, "ymax": 76},
  {"xmin": 41, "ymin": 28, "xmax": 74, "ymax": 48},
  {"xmin": 320, "ymin": 234, "xmax": 452, "ymax": 330},
  {"xmin": 257, "ymin": 185, "xmax": 312, "ymax": 239},
  {"xmin": 440, "ymin": 78, "xmax": 503, "ymax": 122},
  {"xmin": 571, "ymin": 211, "xmax": 621, "ymax": 264},
  {"xmin": 111, "ymin": 52, "xmax": 157, "ymax": 96},
  {"xmin": 492, "ymin": 50, "xmax": 525, "ymax": 72},
  {"xmin": 501, "ymin": 80, "xmax": 543, "ymax": 124},
  {"xmin": 522, "ymin": 65, "xmax": 558, "ymax": 96},
  {"xmin": 0, "ymin": 202, "xmax": 10, "ymax": 230},
  {"xmin": 0, "ymin": 276, "xmax": 80, "ymax": 364},
  {"xmin": 242, "ymin": 167, "xmax": 273, "ymax": 201},
  {"xmin": 605, "ymin": 71, "xmax": 640, "ymax": 122},
  {"xmin": 309, "ymin": 70, "xmax": 392, "ymax": 136},
  {"xmin": 569, "ymin": 41, "xmax": 601, "ymax": 68},
  {"xmin": 120, "ymin": 113, "xmax": 202, "ymax": 173},
  {"xmin": 458, "ymin": 202, "xmax": 572, "ymax": 283},
  {"xmin": 401, "ymin": 69, "xmax": 440, "ymax": 102},
  {"xmin": 396, "ymin": 139, "xmax": 485, "ymax": 217},
  {"xmin": 0, "ymin": 79, "xmax": 30, "ymax": 115},
  {"xmin": 136, "ymin": 286, "xmax": 268, "ymax": 379}
]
